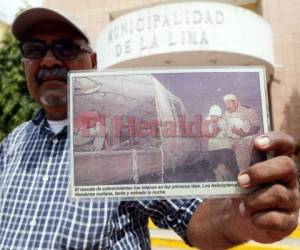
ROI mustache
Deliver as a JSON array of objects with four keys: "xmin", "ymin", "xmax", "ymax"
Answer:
[{"xmin": 36, "ymin": 67, "xmax": 68, "ymax": 85}]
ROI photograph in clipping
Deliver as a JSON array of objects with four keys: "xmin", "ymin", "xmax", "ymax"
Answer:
[{"xmin": 70, "ymin": 68, "xmax": 269, "ymax": 199}]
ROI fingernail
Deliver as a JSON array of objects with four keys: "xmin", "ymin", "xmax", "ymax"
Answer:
[
  {"xmin": 239, "ymin": 202, "xmax": 246, "ymax": 216},
  {"xmin": 238, "ymin": 173, "xmax": 250, "ymax": 187},
  {"xmin": 255, "ymin": 136, "xmax": 271, "ymax": 148}
]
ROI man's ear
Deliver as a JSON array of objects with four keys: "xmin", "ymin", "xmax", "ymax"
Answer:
[{"xmin": 91, "ymin": 52, "xmax": 97, "ymax": 69}]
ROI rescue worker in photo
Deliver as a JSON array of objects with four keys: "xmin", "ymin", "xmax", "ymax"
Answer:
[
  {"xmin": 202, "ymin": 104, "xmax": 239, "ymax": 181},
  {"xmin": 223, "ymin": 94, "xmax": 260, "ymax": 171}
]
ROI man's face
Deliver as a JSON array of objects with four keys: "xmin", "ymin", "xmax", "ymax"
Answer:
[
  {"xmin": 21, "ymin": 21, "xmax": 96, "ymax": 120},
  {"xmin": 224, "ymin": 100, "xmax": 238, "ymax": 113}
]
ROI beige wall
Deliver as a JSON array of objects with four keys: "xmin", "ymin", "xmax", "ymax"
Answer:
[
  {"xmin": 43, "ymin": 0, "xmax": 173, "ymax": 48},
  {"xmin": 262, "ymin": 0, "xmax": 300, "ymax": 141},
  {"xmin": 43, "ymin": 0, "xmax": 260, "ymax": 48}
]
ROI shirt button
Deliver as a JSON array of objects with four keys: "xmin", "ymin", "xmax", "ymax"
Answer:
[
  {"xmin": 53, "ymin": 138, "xmax": 58, "ymax": 144},
  {"xmin": 43, "ymin": 175, "xmax": 49, "ymax": 182},
  {"xmin": 30, "ymin": 219, "xmax": 36, "ymax": 227}
]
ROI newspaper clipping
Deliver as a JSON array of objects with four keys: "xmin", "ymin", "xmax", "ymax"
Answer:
[{"xmin": 69, "ymin": 67, "xmax": 269, "ymax": 200}]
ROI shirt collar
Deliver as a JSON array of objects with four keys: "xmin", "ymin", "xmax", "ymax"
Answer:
[
  {"xmin": 31, "ymin": 109, "xmax": 68, "ymax": 137},
  {"xmin": 32, "ymin": 109, "xmax": 46, "ymax": 126}
]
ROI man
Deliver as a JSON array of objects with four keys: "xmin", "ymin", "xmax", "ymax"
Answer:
[
  {"xmin": 223, "ymin": 94, "xmax": 260, "ymax": 139},
  {"xmin": 202, "ymin": 105, "xmax": 239, "ymax": 181},
  {"xmin": 223, "ymin": 94, "xmax": 260, "ymax": 171},
  {"xmin": 203, "ymin": 104, "xmax": 229, "ymax": 149},
  {"xmin": 0, "ymin": 7, "xmax": 299, "ymax": 250}
]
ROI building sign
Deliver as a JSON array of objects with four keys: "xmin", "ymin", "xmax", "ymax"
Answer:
[
  {"xmin": 109, "ymin": 9, "xmax": 224, "ymax": 53},
  {"xmin": 96, "ymin": 2, "xmax": 274, "ymax": 69}
]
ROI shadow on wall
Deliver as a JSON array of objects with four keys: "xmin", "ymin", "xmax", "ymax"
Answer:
[{"xmin": 280, "ymin": 89, "xmax": 300, "ymax": 169}]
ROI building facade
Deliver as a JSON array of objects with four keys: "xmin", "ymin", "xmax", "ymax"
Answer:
[
  {"xmin": 42, "ymin": 0, "xmax": 300, "ymax": 147},
  {"xmin": 261, "ymin": 0, "xmax": 300, "ymax": 144}
]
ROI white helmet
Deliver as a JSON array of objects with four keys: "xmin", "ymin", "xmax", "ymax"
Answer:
[{"xmin": 209, "ymin": 105, "xmax": 222, "ymax": 117}]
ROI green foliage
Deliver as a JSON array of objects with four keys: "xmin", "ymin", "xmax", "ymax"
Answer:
[{"xmin": 0, "ymin": 28, "xmax": 38, "ymax": 141}]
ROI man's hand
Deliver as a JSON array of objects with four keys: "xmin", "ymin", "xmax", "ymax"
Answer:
[
  {"xmin": 236, "ymin": 132, "xmax": 299, "ymax": 243},
  {"xmin": 187, "ymin": 131, "xmax": 300, "ymax": 249}
]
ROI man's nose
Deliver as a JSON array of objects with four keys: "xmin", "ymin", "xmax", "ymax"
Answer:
[{"xmin": 40, "ymin": 48, "xmax": 63, "ymax": 68}]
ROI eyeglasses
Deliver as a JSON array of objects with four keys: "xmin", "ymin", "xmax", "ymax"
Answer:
[{"xmin": 19, "ymin": 40, "xmax": 92, "ymax": 60}]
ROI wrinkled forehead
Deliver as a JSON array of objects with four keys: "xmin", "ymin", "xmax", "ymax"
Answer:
[{"xmin": 24, "ymin": 20, "xmax": 88, "ymax": 44}]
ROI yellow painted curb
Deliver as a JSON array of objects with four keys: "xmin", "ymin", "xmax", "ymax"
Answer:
[
  {"xmin": 231, "ymin": 243, "xmax": 300, "ymax": 250},
  {"xmin": 149, "ymin": 221, "xmax": 300, "ymax": 238},
  {"xmin": 149, "ymin": 220, "xmax": 156, "ymax": 229},
  {"xmin": 290, "ymin": 226, "xmax": 300, "ymax": 239},
  {"xmin": 151, "ymin": 238, "xmax": 196, "ymax": 249},
  {"xmin": 150, "ymin": 220, "xmax": 300, "ymax": 249},
  {"xmin": 151, "ymin": 238, "xmax": 300, "ymax": 250}
]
